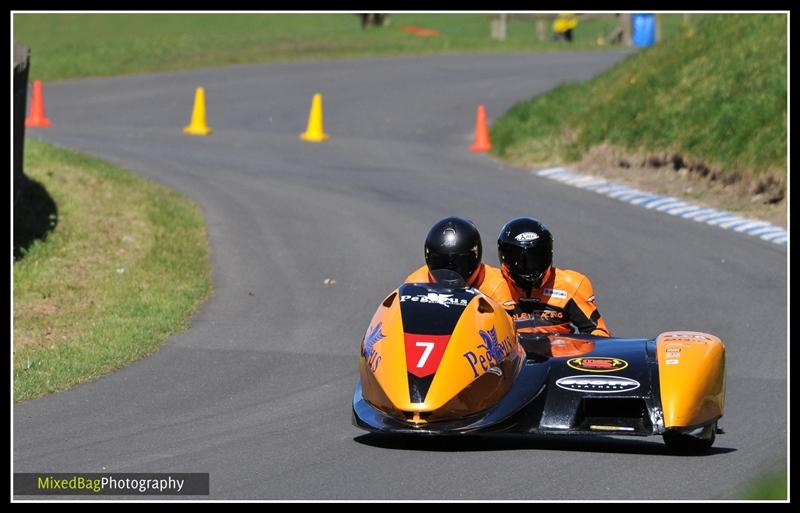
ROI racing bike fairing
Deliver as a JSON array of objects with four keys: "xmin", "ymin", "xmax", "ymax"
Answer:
[
  {"xmin": 359, "ymin": 281, "xmax": 521, "ymax": 424},
  {"xmin": 656, "ymin": 331, "xmax": 725, "ymax": 429}
]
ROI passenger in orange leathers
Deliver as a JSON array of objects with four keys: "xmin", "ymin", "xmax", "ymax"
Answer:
[
  {"xmin": 497, "ymin": 217, "xmax": 611, "ymax": 337},
  {"xmin": 404, "ymin": 217, "xmax": 514, "ymax": 309}
]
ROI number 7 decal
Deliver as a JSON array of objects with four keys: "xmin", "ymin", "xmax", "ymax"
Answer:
[
  {"xmin": 415, "ymin": 341, "xmax": 435, "ymax": 368},
  {"xmin": 404, "ymin": 333, "xmax": 451, "ymax": 378}
]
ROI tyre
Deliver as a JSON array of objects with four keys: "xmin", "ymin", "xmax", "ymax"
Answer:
[{"xmin": 663, "ymin": 422, "xmax": 717, "ymax": 454}]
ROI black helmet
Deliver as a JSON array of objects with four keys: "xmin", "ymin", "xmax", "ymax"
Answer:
[
  {"xmin": 424, "ymin": 217, "xmax": 482, "ymax": 285},
  {"xmin": 498, "ymin": 217, "xmax": 553, "ymax": 291}
]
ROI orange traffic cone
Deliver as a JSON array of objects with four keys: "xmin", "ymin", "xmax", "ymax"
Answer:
[
  {"xmin": 25, "ymin": 80, "xmax": 52, "ymax": 128},
  {"xmin": 469, "ymin": 104, "xmax": 491, "ymax": 153}
]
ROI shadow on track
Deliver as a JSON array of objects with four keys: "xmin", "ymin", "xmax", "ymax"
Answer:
[{"xmin": 354, "ymin": 432, "xmax": 736, "ymax": 457}]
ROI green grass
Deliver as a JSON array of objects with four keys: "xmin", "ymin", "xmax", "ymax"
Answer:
[
  {"xmin": 13, "ymin": 139, "xmax": 212, "ymax": 402},
  {"xmin": 13, "ymin": 13, "xmax": 685, "ymax": 82},
  {"xmin": 490, "ymin": 14, "xmax": 787, "ymax": 184},
  {"xmin": 741, "ymin": 467, "xmax": 787, "ymax": 500}
]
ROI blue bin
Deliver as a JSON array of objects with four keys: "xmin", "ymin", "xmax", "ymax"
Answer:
[{"xmin": 632, "ymin": 13, "xmax": 656, "ymax": 48}]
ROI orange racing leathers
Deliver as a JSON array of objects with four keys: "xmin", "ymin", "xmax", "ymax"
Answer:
[
  {"xmin": 502, "ymin": 267, "xmax": 611, "ymax": 337},
  {"xmin": 404, "ymin": 263, "xmax": 514, "ymax": 309}
]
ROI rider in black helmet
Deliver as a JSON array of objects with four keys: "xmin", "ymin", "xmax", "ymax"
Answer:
[
  {"xmin": 498, "ymin": 217, "xmax": 611, "ymax": 336},
  {"xmin": 423, "ymin": 216, "xmax": 482, "ymax": 285},
  {"xmin": 498, "ymin": 217, "xmax": 554, "ymax": 292},
  {"xmin": 406, "ymin": 216, "xmax": 513, "ymax": 304}
]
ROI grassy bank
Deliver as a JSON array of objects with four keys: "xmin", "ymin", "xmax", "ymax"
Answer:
[
  {"xmin": 13, "ymin": 140, "xmax": 212, "ymax": 402},
  {"xmin": 490, "ymin": 14, "xmax": 787, "ymax": 197},
  {"xmin": 13, "ymin": 13, "xmax": 684, "ymax": 82},
  {"xmin": 741, "ymin": 467, "xmax": 787, "ymax": 500}
]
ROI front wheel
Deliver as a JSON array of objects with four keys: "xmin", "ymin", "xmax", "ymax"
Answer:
[{"xmin": 663, "ymin": 421, "xmax": 717, "ymax": 454}]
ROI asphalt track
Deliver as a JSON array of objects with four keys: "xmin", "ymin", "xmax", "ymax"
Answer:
[{"xmin": 15, "ymin": 52, "xmax": 787, "ymax": 500}]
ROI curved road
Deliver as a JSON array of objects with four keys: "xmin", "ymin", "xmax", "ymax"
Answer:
[{"xmin": 15, "ymin": 52, "xmax": 787, "ymax": 500}]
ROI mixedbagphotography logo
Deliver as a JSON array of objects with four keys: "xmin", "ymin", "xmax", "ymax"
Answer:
[{"xmin": 14, "ymin": 473, "xmax": 210, "ymax": 496}]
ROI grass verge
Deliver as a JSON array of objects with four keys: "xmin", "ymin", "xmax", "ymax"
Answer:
[
  {"xmin": 490, "ymin": 14, "xmax": 787, "ymax": 222},
  {"xmin": 13, "ymin": 13, "xmax": 684, "ymax": 82},
  {"xmin": 740, "ymin": 467, "xmax": 787, "ymax": 500},
  {"xmin": 13, "ymin": 139, "xmax": 212, "ymax": 402}
]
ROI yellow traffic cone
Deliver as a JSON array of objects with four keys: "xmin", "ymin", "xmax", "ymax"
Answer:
[
  {"xmin": 183, "ymin": 87, "xmax": 213, "ymax": 136},
  {"xmin": 299, "ymin": 93, "xmax": 329, "ymax": 142}
]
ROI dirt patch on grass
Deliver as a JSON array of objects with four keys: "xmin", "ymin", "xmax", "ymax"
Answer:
[{"xmin": 574, "ymin": 144, "xmax": 787, "ymax": 228}]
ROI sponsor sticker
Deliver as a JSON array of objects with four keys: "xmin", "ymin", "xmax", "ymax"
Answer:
[
  {"xmin": 555, "ymin": 375, "xmax": 640, "ymax": 393},
  {"xmin": 665, "ymin": 333, "xmax": 713, "ymax": 341},
  {"xmin": 515, "ymin": 232, "xmax": 540, "ymax": 242},
  {"xmin": 666, "ymin": 347, "xmax": 682, "ymax": 353},
  {"xmin": 400, "ymin": 293, "xmax": 468, "ymax": 308},
  {"xmin": 589, "ymin": 425, "xmax": 635, "ymax": 432},
  {"xmin": 666, "ymin": 352, "xmax": 680, "ymax": 358},
  {"xmin": 540, "ymin": 310, "xmax": 564, "ymax": 321},
  {"xmin": 678, "ymin": 333, "xmax": 713, "ymax": 340},
  {"xmin": 362, "ymin": 323, "xmax": 386, "ymax": 372},
  {"xmin": 542, "ymin": 288, "xmax": 568, "ymax": 300},
  {"xmin": 567, "ymin": 357, "xmax": 628, "ymax": 373},
  {"xmin": 463, "ymin": 326, "xmax": 515, "ymax": 378},
  {"xmin": 665, "ymin": 359, "xmax": 680, "ymax": 365}
]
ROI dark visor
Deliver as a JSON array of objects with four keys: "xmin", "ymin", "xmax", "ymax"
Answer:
[
  {"xmin": 509, "ymin": 246, "xmax": 549, "ymax": 277},
  {"xmin": 427, "ymin": 252, "xmax": 478, "ymax": 280}
]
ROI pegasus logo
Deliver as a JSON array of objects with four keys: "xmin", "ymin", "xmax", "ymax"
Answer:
[
  {"xmin": 479, "ymin": 327, "xmax": 507, "ymax": 363},
  {"xmin": 464, "ymin": 326, "xmax": 516, "ymax": 378},
  {"xmin": 362, "ymin": 322, "xmax": 385, "ymax": 358},
  {"xmin": 400, "ymin": 294, "xmax": 468, "ymax": 308},
  {"xmin": 426, "ymin": 293, "xmax": 458, "ymax": 308},
  {"xmin": 363, "ymin": 323, "xmax": 385, "ymax": 373}
]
